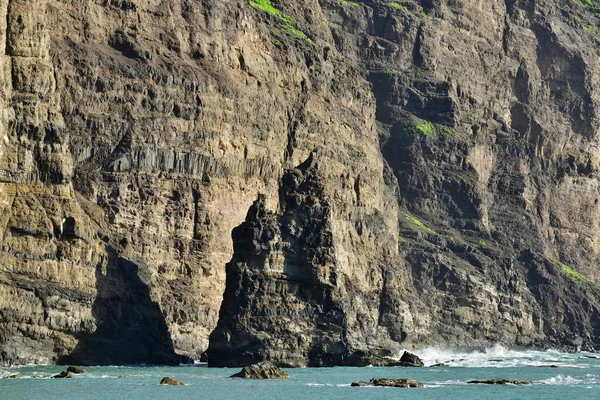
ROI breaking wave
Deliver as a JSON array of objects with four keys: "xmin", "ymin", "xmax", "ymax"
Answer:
[{"xmin": 397, "ymin": 344, "xmax": 599, "ymax": 368}]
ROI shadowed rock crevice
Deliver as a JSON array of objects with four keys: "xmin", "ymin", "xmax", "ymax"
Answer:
[{"xmin": 57, "ymin": 246, "xmax": 186, "ymax": 366}]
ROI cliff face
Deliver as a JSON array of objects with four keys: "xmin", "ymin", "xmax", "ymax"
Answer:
[{"xmin": 1, "ymin": 0, "xmax": 600, "ymax": 367}]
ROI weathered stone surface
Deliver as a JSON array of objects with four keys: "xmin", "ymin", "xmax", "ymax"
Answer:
[
  {"xmin": 1, "ymin": 0, "xmax": 600, "ymax": 368},
  {"xmin": 52, "ymin": 371, "xmax": 73, "ymax": 379},
  {"xmin": 399, "ymin": 351, "xmax": 424, "ymax": 367},
  {"xmin": 469, "ymin": 379, "xmax": 533, "ymax": 385},
  {"xmin": 353, "ymin": 378, "xmax": 424, "ymax": 388},
  {"xmin": 66, "ymin": 366, "xmax": 86, "ymax": 374},
  {"xmin": 159, "ymin": 377, "xmax": 185, "ymax": 386},
  {"xmin": 230, "ymin": 362, "xmax": 290, "ymax": 379}
]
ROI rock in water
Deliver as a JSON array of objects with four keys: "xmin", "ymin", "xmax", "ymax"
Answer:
[
  {"xmin": 53, "ymin": 371, "xmax": 74, "ymax": 379},
  {"xmin": 469, "ymin": 379, "xmax": 533, "ymax": 385},
  {"xmin": 2, "ymin": 374, "xmax": 19, "ymax": 379},
  {"xmin": 399, "ymin": 351, "xmax": 424, "ymax": 367},
  {"xmin": 160, "ymin": 377, "xmax": 185, "ymax": 386},
  {"xmin": 352, "ymin": 378, "xmax": 424, "ymax": 388},
  {"xmin": 66, "ymin": 366, "xmax": 87, "ymax": 374},
  {"xmin": 430, "ymin": 363, "xmax": 447, "ymax": 367},
  {"xmin": 230, "ymin": 362, "xmax": 290, "ymax": 379}
]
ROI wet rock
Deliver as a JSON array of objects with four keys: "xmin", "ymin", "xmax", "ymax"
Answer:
[
  {"xmin": 398, "ymin": 352, "xmax": 424, "ymax": 367},
  {"xmin": 160, "ymin": 377, "xmax": 185, "ymax": 386},
  {"xmin": 468, "ymin": 379, "xmax": 533, "ymax": 385},
  {"xmin": 53, "ymin": 371, "xmax": 74, "ymax": 379},
  {"xmin": 118, "ymin": 375, "xmax": 126, "ymax": 378},
  {"xmin": 3, "ymin": 374, "xmax": 19, "ymax": 379},
  {"xmin": 67, "ymin": 366, "xmax": 87, "ymax": 374},
  {"xmin": 230, "ymin": 362, "xmax": 289, "ymax": 379},
  {"xmin": 353, "ymin": 378, "xmax": 424, "ymax": 388},
  {"xmin": 430, "ymin": 363, "xmax": 447, "ymax": 367}
]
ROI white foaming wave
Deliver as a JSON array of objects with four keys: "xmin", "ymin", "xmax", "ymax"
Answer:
[
  {"xmin": 306, "ymin": 383, "xmax": 350, "ymax": 387},
  {"xmin": 539, "ymin": 375, "xmax": 597, "ymax": 385},
  {"xmin": 397, "ymin": 344, "xmax": 591, "ymax": 368}
]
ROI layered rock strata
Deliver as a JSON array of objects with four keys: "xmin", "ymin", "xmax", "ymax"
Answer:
[{"xmin": 0, "ymin": 0, "xmax": 600, "ymax": 367}]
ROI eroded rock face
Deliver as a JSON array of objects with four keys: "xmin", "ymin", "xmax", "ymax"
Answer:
[
  {"xmin": 352, "ymin": 378, "xmax": 424, "ymax": 388},
  {"xmin": 230, "ymin": 362, "xmax": 290, "ymax": 379},
  {"xmin": 159, "ymin": 377, "xmax": 185, "ymax": 386},
  {"xmin": 1, "ymin": 0, "xmax": 600, "ymax": 367}
]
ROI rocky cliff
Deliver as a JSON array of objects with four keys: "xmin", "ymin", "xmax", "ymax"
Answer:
[{"xmin": 1, "ymin": 0, "xmax": 600, "ymax": 367}]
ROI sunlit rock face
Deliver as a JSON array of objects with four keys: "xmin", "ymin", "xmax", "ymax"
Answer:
[{"xmin": 1, "ymin": 0, "xmax": 600, "ymax": 367}]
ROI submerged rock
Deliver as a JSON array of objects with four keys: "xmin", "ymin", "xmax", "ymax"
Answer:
[
  {"xmin": 352, "ymin": 378, "xmax": 424, "ymax": 388},
  {"xmin": 160, "ymin": 377, "xmax": 185, "ymax": 386},
  {"xmin": 230, "ymin": 362, "xmax": 289, "ymax": 379},
  {"xmin": 468, "ymin": 379, "xmax": 533, "ymax": 385},
  {"xmin": 67, "ymin": 366, "xmax": 87, "ymax": 374},
  {"xmin": 53, "ymin": 371, "xmax": 74, "ymax": 379},
  {"xmin": 430, "ymin": 363, "xmax": 447, "ymax": 367}
]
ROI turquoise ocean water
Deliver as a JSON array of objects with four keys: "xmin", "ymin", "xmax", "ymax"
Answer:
[{"xmin": 2, "ymin": 346, "xmax": 600, "ymax": 399}]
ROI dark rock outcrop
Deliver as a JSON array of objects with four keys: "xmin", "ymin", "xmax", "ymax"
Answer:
[
  {"xmin": 352, "ymin": 378, "xmax": 424, "ymax": 388},
  {"xmin": 2, "ymin": 373, "xmax": 19, "ymax": 379},
  {"xmin": 66, "ymin": 366, "xmax": 86, "ymax": 374},
  {"xmin": 159, "ymin": 377, "xmax": 185, "ymax": 386},
  {"xmin": 230, "ymin": 362, "xmax": 290, "ymax": 379},
  {"xmin": 52, "ymin": 371, "xmax": 74, "ymax": 379}
]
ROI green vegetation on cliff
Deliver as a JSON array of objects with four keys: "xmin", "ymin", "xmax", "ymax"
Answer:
[
  {"xmin": 249, "ymin": 0, "xmax": 314, "ymax": 43},
  {"xmin": 548, "ymin": 257, "xmax": 594, "ymax": 284}
]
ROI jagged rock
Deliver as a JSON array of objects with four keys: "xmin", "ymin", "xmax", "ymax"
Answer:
[
  {"xmin": 159, "ymin": 377, "xmax": 185, "ymax": 386},
  {"xmin": 3, "ymin": 373, "xmax": 19, "ymax": 379},
  {"xmin": 66, "ymin": 366, "xmax": 87, "ymax": 374},
  {"xmin": 230, "ymin": 362, "xmax": 290, "ymax": 379},
  {"xmin": 354, "ymin": 378, "xmax": 424, "ymax": 388},
  {"xmin": 398, "ymin": 352, "xmax": 424, "ymax": 367},
  {"xmin": 52, "ymin": 371, "xmax": 74, "ymax": 379},
  {"xmin": 469, "ymin": 379, "xmax": 533, "ymax": 385}
]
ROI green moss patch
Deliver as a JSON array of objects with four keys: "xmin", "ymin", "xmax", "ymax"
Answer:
[
  {"xmin": 548, "ymin": 256, "xmax": 594, "ymax": 284},
  {"xmin": 404, "ymin": 213, "xmax": 436, "ymax": 235},
  {"xmin": 249, "ymin": 0, "xmax": 314, "ymax": 44},
  {"xmin": 401, "ymin": 120, "xmax": 454, "ymax": 138}
]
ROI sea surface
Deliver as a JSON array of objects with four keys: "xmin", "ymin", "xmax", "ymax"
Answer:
[{"xmin": 2, "ymin": 346, "xmax": 600, "ymax": 399}]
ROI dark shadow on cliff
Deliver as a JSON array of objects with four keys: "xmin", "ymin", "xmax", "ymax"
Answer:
[{"xmin": 58, "ymin": 245, "xmax": 188, "ymax": 366}]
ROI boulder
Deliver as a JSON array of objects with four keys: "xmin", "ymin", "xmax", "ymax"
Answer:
[
  {"xmin": 399, "ymin": 351, "xmax": 424, "ymax": 367},
  {"xmin": 67, "ymin": 366, "xmax": 87, "ymax": 374},
  {"xmin": 468, "ymin": 379, "xmax": 532, "ymax": 385},
  {"xmin": 371, "ymin": 378, "xmax": 424, "ymax": 388},
  {"xmin": 352, "ymin": 378, "xmax": 424, "ymax": 388},
  {"xmin": 118, "ymin": 375, "xmax": 126, "ymax": 379},
  {"xmin": 160, "ymin": 377, "xmax": 185, "ymax": 386},
  {"xmin": 230, "ymin": 362, "xmax": 289, "ymax": 379},
  {"xmin": 3, "ymin": 373, "xmax": 19, "ymax": 379},
  {"xmin": 53, "ymin": 371, "xmax": 74, "ymax": 379}
]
